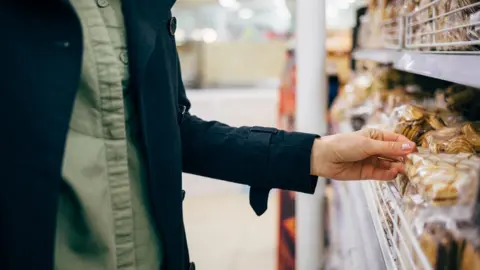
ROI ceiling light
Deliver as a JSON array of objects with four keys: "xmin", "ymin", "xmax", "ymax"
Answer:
[
  {"xmin": 219, "ymin": 0, "xmax": 240, "ymax": 9},
  {"xmin": 202, "ymin": 28, "xmax": 218, "ymax": 43},
  {"xmin": 338, "ymin": 2, "xmax": 350, "ymax": 9},
  {"xmin": 326, "ymin": 6, "xmax": 339, "ymax": 18},
  {"xmin": 238, "ymin": 8, "xmax": 254, "ymax": 20}
]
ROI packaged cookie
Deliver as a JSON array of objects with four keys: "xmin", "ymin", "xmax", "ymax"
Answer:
[
  {"xmin": 414, "ymin": 221, "xmax": 480, "ymax": 270},
  {"xmin": 390, "ymin": 104, "xmax": 448, "ymax": 146},
  {"xmin": 444, "ymin": 85, "xmax": 480, "ymax": 120},
  {"xmin": 395, "ymin": 173, "xmax": 410, "ymax": 196},
  {"xmin": 469, "ymin": 9, "xmax": 480, "ymax": 47},
  {"xmin": 417, "ymin": 0, "xmax": 437, "ymax": 50},
  {"xmin": 457, "ymin": 225, "xmax": 480, "ymax": 270},
  {"xmin": 437, "ymin": 0, "xmax": 480, "ymax": 51},
  {"xmin": 436, "ymin": 109, "xmax": 465, "ymax": 127},
  {"xmin": 404, "ymin": 150, "xmax": 480, "ymax": 215},
  {"xmin": 424, "ymin": 122, "xmax": 480, "ymax": 154}
]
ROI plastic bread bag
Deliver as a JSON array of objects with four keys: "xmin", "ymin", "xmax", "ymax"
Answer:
[
  {"xmin": 348, "ymin": 93, "xmax": 377, "ymax": 130},
  {"xmin": 404, "ymin": 150, "xmax": 480, "ymax": 221},
  {"xmin": 383, "ymin": 0, "xmax": 405, "ymax": 43},
  {"xmin": 469, "ymin": 9, "xmax": 480, "ymax": 47},
  {"xmin": 412, "ymin": 218, "xmax": 480, "ymax": 270},
  {"xmin": 330, "ymin": 73, "xmax": 373, "ymax": 122},
  {"xmin": 365, "ymin": 109, "xmax": 392, "ymax": 130},
  {"xmin": 389, "ymin": 104, "xmax": 443, "ymax": 145},
  {"xmin": 415, "ymin": 0, "xmax": 436, "ymax": 50},
  {"xmin": 438, "ymin": 110, "xmax": 465, "ymax": 127},
  {"xmin": 424, "ymin": 122, "xmax": 480, "ymax": 154},
  {"xmin": 438, "ymin": 0, "xmax": 480, "ymax": 51},
  {"xmin": 400, "ymin": 0, "xmax": 419, "ymax": 16},
  {"xmin": 445, "ymin": 85, "xmax": 480, "ymax": 121}
]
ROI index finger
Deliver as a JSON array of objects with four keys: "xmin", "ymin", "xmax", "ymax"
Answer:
[{"xmin": 363, "ymin": 128, "xmax": 412, "ymax": 143}]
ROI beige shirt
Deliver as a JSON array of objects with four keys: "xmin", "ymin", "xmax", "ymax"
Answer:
[{"xmin": 54, "ymin": 0, "xmax": 162, "ymax": 269}]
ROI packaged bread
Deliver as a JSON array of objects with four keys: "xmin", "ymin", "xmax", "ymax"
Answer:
[
  {"xmin": 436, "ymin": 109, "xmax": 465, "ymax": 127},
  {"xmin": 395, "ymin": 173, "xmax": 410, "ymax": 196},
  {"xmin": 404, "ymin": 150, "xmax": 480, "ymax": 209},
  {"xmin": 469, "ymin": 9, "xmax": 480, "ymax": 47},
  {"xmin": 444, "ymin": 85, "xmax": 480, "ymax": 121},
  {"xmin": 437, "ymin": 0, "xmax": 480, "ymax": 51},
  {"xmin": 417, "ymin": 0, "xmax": 436, "ymax": 50},
  {"xmin": 417, "ymin": 223, "xmax": 456, "ymax": 269},
  {"xmin": 415, "ymin": 221, "xmax": 480, "ymax": 270},
  {"xmin": 424, "ymin": 122, "xmax": 480, "ymax": 154},
  {"xmin": 390, "ymin": 104, "xmax": 447, "ymax": 145}
]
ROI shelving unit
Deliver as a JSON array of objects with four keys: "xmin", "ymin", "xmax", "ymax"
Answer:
[
  {"xmin": 329, "ymin": 123, "xmax": 388, "ymax": 270},
  {"xmin": 353, "ymin": 49, "xmax": 480, "ymax": 88},
  {"xmin": 352, "ymin": 49, "xmax": 400, "ymax": 64},
  {"xmin": 336, "ymin": 2, "xmax": 480, "ymax": 266},
  {"xmin": 333, "ymin": 123, "xmax": 432, "ymax": 270}
]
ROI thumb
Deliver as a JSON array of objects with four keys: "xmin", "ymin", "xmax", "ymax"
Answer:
[{"xmin": 366, "ymin": 139, "xmax": 416, "ymax": 157}]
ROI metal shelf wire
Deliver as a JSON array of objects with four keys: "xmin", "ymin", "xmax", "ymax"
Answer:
[
  {"xmin": 362, "ymin": 181, "xmax": 433, "ymax": 270},
  {"xmin": 332, "ymin": 122, "xmax": 432, "ymax": 270},
  {"xmin": 382, "ymin": 17, "xmax": 404, "ymax": 50},
  {"xmin": 405, "ymin": 0, "xmax": 480, "ymax": 52}
]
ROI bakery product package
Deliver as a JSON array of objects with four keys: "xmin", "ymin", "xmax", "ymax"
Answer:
[
  {"xmin": 404, "ymin": 148, "xmax": 480, "ymax": 222},
  {"xmin": 414, "ymin": 221, "xmax": 480, "ymax": 270},
  {"xmin": 437, "ymin": 0, "xmax": 480, "ymax": 51},
  {"xmin": 425, "ymin": 122, "xmax": 480, "ymax": 154}
]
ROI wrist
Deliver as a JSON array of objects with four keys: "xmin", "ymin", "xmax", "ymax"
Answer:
[{"xmin": 310, "ymin": 137, "xmax": 324, "ymax": 176}]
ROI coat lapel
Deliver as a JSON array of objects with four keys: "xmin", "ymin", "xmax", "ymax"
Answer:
[{"xmin": 121, "ymin": 0, "xmax": 158, "ymax": 91}]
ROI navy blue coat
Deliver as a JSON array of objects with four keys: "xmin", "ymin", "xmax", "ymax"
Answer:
[{"xmin": 0, "ymin": 0, "xmax": 318, "ymax": 269}]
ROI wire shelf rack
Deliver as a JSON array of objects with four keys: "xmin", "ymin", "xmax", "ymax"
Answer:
[
  {"xmin": 382, "ymin": 17, "xmax": 404, "ymax": 50},
  {"xmin": 405, "ymin": 0, "xmax": 480, "ymax": 52},
  {"xmin": 362, "ymin": 181, "xmax": 433, "ymax": 270}
]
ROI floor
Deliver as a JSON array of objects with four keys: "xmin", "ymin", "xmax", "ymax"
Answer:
[{"xmin": 182, "ymin": 88, "xmax": 279, "ymax": 270}]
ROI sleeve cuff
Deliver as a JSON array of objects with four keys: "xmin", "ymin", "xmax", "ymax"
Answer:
[
  {"xmin": 247, "ymin": 129, "xmax": 320, "ymax": 216},
  {"xmin": 268, "ymin": 130, "xmax": 319, "ymax": 193}
]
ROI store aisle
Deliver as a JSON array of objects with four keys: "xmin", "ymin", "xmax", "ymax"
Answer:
[{"xmin": 182, "ymin": 88, "xmax": 279, "ymax": 270}]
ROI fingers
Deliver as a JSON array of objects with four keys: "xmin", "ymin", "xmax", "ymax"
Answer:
[
  {"xmin": 362, "ymin": 128, "xmax": 412, "ymax": 143},
  {"xmin": 365, "ymin": 139, "xmax": 416, "ymax": 157},
  {"xmin": 360, "ymin": 163, "xmax": 400, "ymax": 181},
  {"xmin": 366, "ymin": 157, "xmax": 405, "ymax": 173}
]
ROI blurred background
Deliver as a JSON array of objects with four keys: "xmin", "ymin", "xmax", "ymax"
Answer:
[
  {"xmin": 177, "ymin": 0, "xmax": 480, "ymax": 269},
  {"xmin": 177, "ymin": 0, "xmax": 365, "ymax": 269}
]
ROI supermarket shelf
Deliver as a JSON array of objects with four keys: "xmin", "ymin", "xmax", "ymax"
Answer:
[
  {"xmin": 362, "ymin": 182, "xmax": 397, "ymax": 270},
  {"xmin": 329, "ymin": 123, "xmax": 389, "ymax": 270},
  {"xmin": 364, "ymin": 181, "xmax": 433, "ymax": 270},
  {"xmin": 394, "ymin": 52, "xmax": 480, "ymax": 88},
  {"xmin": 352, "ymin": 49, "xmax": 400, "ymax": 64},
  {"xmin": 334, "ymin": 121, "xmax": 432, "ymax": 270},
  {"xmin": 353, "ymin": 49, "xmax": 480, "ymax": 88}
]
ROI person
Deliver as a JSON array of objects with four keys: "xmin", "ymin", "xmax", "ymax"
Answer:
[{"xmin": 0, "ymin": 1, "xmax": 416, "ymax": 270}]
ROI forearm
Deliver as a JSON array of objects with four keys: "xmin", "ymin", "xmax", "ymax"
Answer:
[{"xmin": 180, "ymin": 113, "xmax": 318, "ymax": 192}]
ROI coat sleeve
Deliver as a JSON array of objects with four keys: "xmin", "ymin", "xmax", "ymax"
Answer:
[{"xmin": 176, "ymin": 59, "xmax": 319, "ymax": 216}]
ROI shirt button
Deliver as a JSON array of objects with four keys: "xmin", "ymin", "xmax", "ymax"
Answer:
[
  {"xmin": 168, "ymin": 17, "xmax": 177, "ymax": 36},
  {"xmin": 96, "ymin": 0, "xmax": 109, "ymax": 8},
  {"xmin": 119, "ymin": 50, "xmax": 129, "ymax": 65}
]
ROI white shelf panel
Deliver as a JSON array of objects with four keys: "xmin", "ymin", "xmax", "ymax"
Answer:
[
  {"xmin": 329, "ymin": 181, "xmax": 388, "ymax": 270},
  {"xmin": 394, "ymin": 52, "xmax": 480, "ymax": 88},
  {"xmin": 353, "ymin": 50, "xmax": 480, "ymax": 88},
  {"xmin": 353, "ymin": 49, "xmax": 400, "ymax": 64}
]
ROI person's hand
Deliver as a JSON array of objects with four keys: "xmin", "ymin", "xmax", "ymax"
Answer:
[{"xmin": 310, "ymin": 128, "xmax": 416, "ymax": 181}]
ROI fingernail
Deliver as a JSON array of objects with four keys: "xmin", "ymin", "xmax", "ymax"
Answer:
[{"xmin": 401, "ymin": 143, "xmax": 413, "ymax": 151}]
